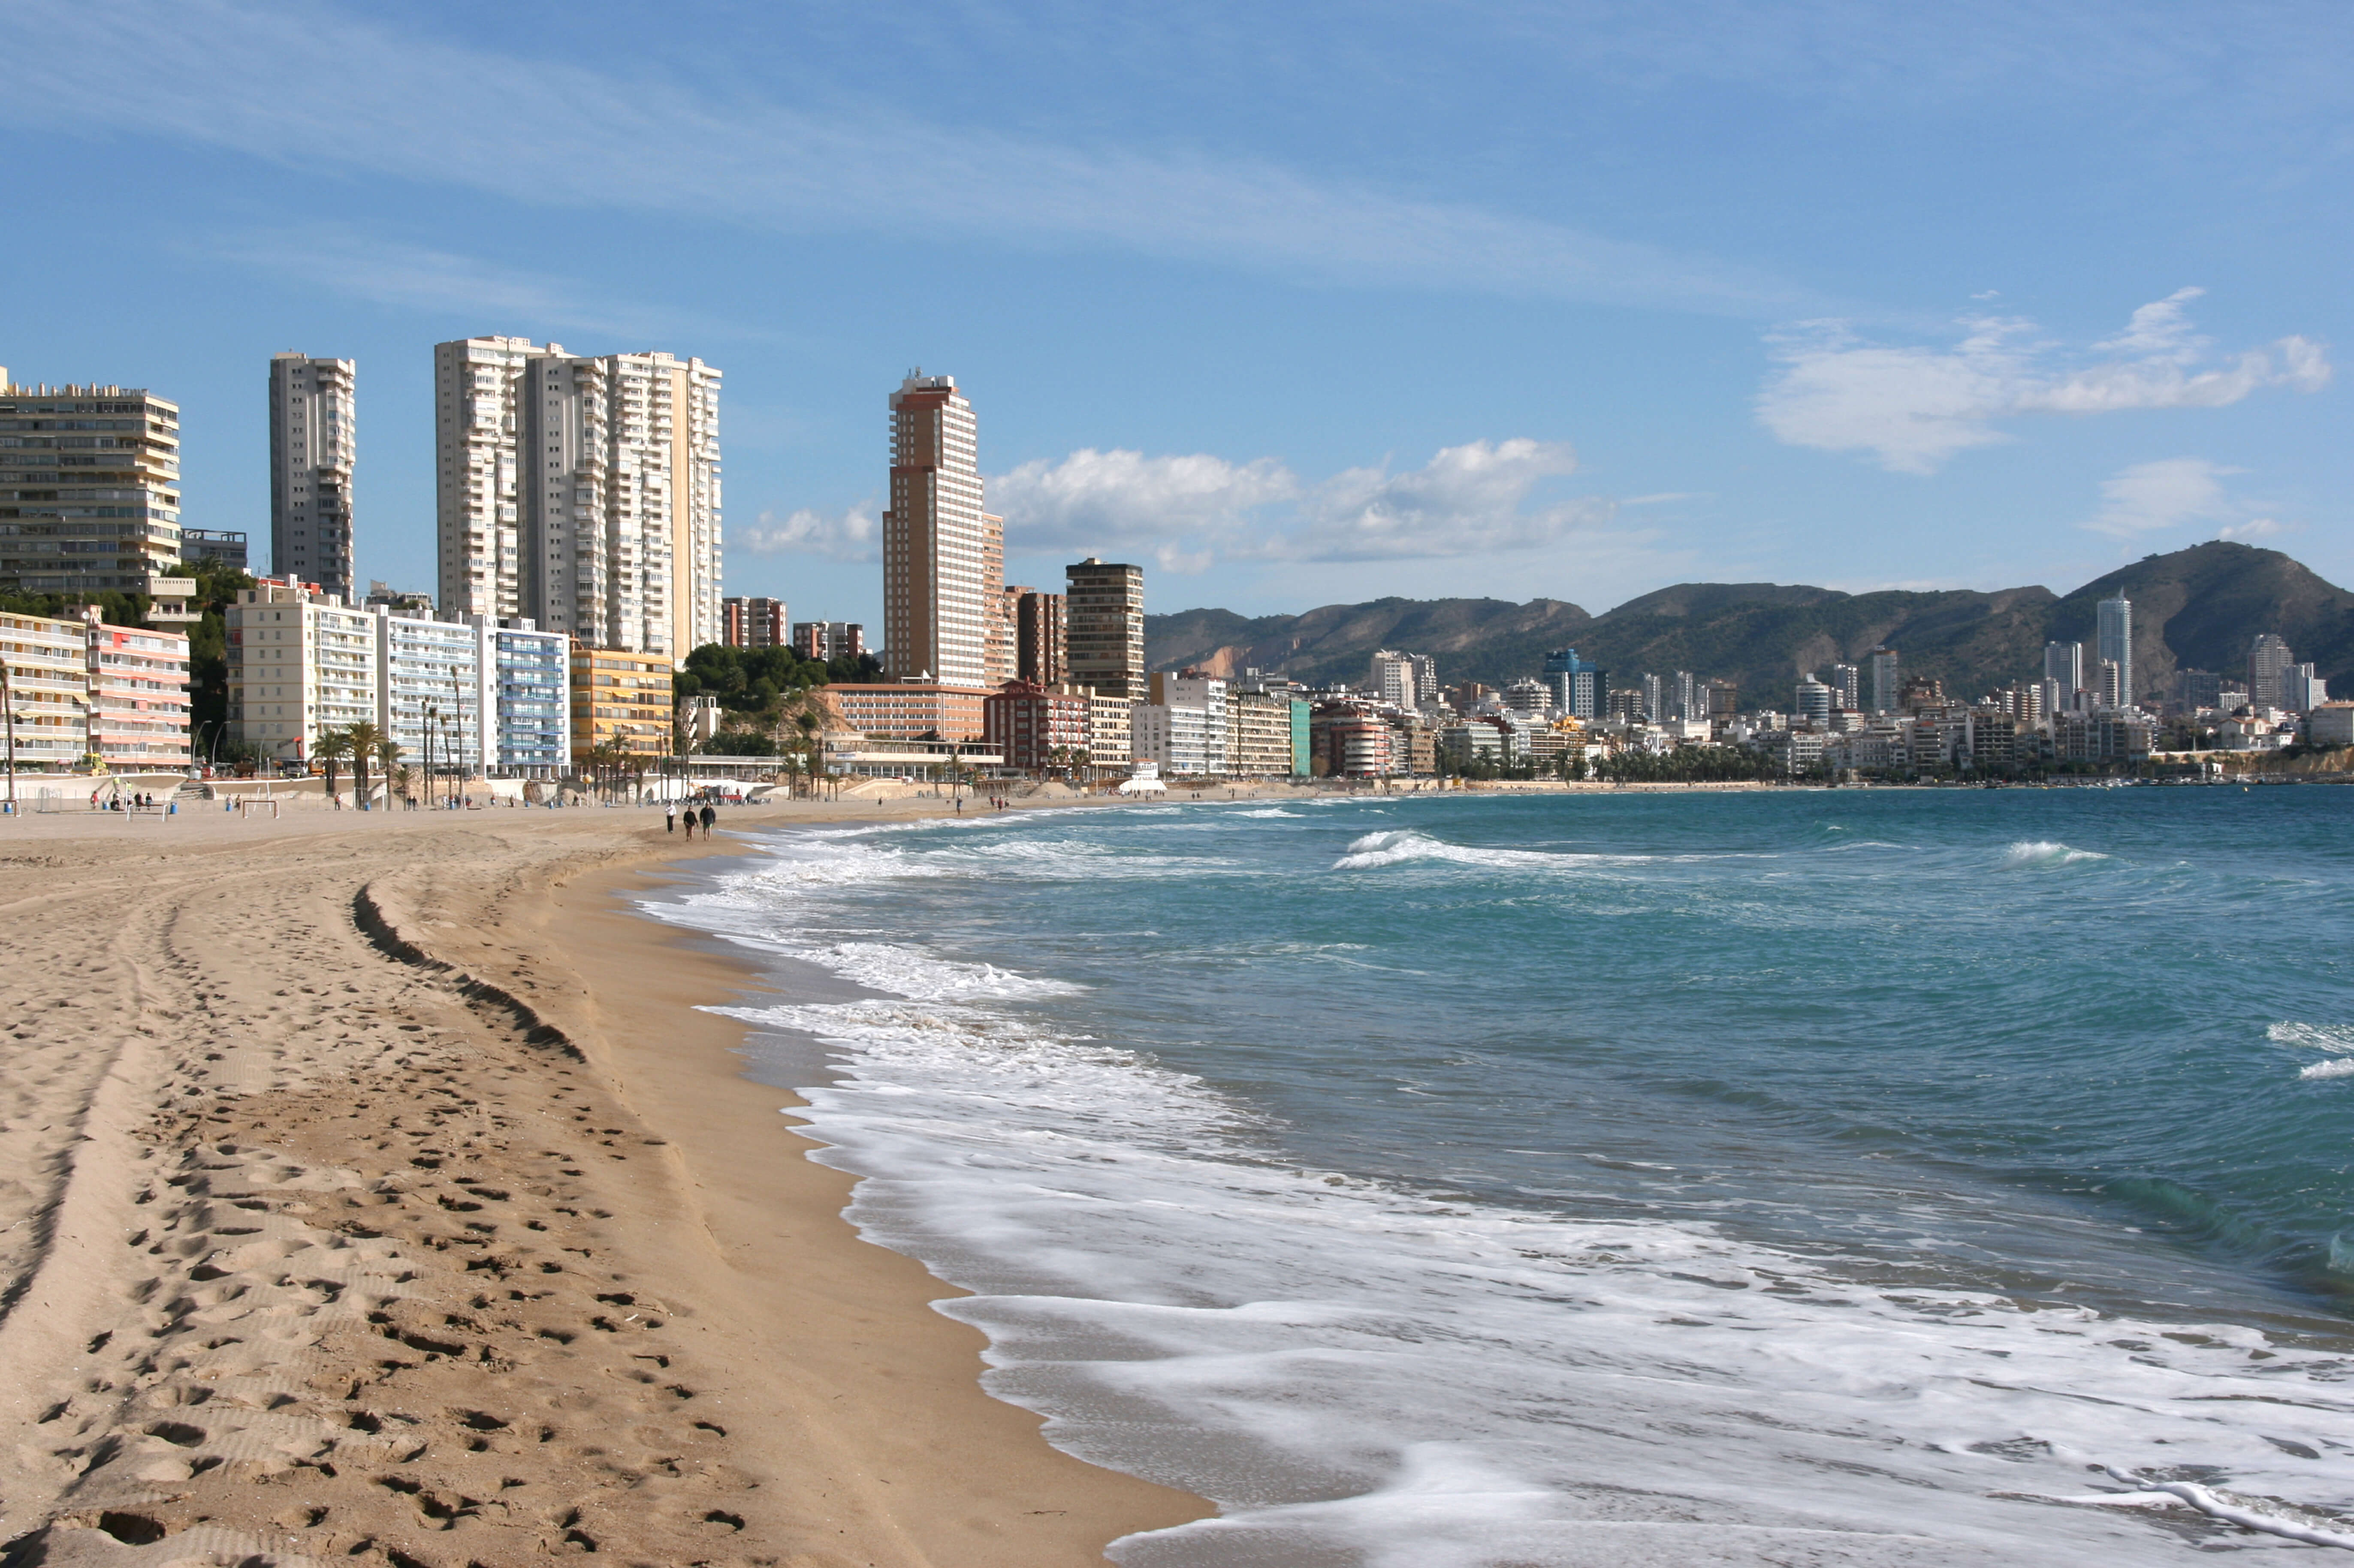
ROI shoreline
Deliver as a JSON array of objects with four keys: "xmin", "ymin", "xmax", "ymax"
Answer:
[{"xmin": 0, "ymin": 801, "xmax": 1206, "ymax": 1565}]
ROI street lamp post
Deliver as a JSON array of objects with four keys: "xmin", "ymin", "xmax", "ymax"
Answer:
[{"xmin": 2, "ymin": 657, "xmax": 16, "ymax": 816}]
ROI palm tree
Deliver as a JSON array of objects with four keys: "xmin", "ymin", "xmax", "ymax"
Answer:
[
  {"xmin": 389, "ymin": 763, "xmax": 415, "ymax": 809},
  {"xmin": 375, "ymin": 734, "xmax": 402, "ymax": 797},
  {"xmin": 313, "ymin": 727, "xmax": 353, "ymax": 806},
  {"xmin": 345, "ymin": 720, "xmax": 386, "ymax": 811}
]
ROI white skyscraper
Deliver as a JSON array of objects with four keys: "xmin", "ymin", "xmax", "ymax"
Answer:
[
  {"xmin": 2096, "ymin": 596, "xmax": 2133, "ymax": 708},
  {"xmin": 882, "ymin": 373, "xmax": 999, "ymax": 687},
  {"xmin": 1369, "ymin": 649, "xmax": 1418, "ymax": 707},
  {"xmin": 437, "ymin": 337, "xmax": 721, "ymax": 658},
  {"xmin": 1867, "ymin": 646, "xmax": 1898, "ymax": 714},
  {"xmin": 269, "ymin": 353, "xmax": 356, "ymax": 600}
]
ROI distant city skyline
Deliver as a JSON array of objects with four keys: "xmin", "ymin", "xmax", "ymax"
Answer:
[{"xmin": 3, "ymin": 3, "xmax": 2348, "ymax": 630}]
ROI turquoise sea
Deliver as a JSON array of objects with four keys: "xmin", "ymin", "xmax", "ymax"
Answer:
[{"xmin": 655, "ymin": 787, "xmax": 2354, "ymax": 1565}]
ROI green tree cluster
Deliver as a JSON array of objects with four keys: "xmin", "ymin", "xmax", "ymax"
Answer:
[
  {"xmin": 673, "ymin": 642, "xmax": 880, "ymax": 713},
  {"xmin": 1592, "ymin": 745, "xmax": 1779, "ymax": 784}
]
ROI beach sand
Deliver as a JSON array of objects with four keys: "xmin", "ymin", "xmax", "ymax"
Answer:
[{"xmin": 0, "ymin": 798, "xmax": 1207, "ymax": 1565}]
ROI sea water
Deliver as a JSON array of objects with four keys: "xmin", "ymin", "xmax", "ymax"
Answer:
[{"xmin": 652, "ymin": 788, "xmax": 2354, "ymax": 1565}]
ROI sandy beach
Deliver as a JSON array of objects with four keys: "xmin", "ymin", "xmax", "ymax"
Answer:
[{"xmin": 0, "ymin": 798, "xmax": 1207, "ymax": 1566}]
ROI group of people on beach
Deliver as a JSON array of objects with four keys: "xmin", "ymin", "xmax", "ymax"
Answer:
[{"xmin": 666, "ymin": 800, "xmax": 720, "ymax": 838}]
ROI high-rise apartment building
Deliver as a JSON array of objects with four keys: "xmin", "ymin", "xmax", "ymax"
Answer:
[
  {"xmin": 436, "ymin": 338, "xmax": 721, "ymax": 661},
  {"xmin": 0, "ymin": 376, "xmax": 184, "ymax": 597},
  {"xmin": 1867, "ymin": 647, "xmax": 1898, "ymax": 714},
  {"xmin": 1014, "ymin": 588, "xmax": 1068, "ymax": 685},
  {"xmin": 1829, "ymin": 663, "xmax": 1860, "ymax": 711},
  {"xmin": 1065, "ymin": 557, "xmax": 1145, "ymax": 701},
  {"xmin": 1543, "ymin": 649, "xmax": 1606, "ymax": 720},
  {"xmin": 1369, "ymin": 650, "xmax": 1419, "ymax": 707},
  {"xmin": 723, "ymin": 596, "xmax": 788, "ymax": 649},
  {"xmin": 983, "ymin": 521, "xmax": 1011, "ymax": 686},
  {"xmin": 1796, "ymin": 675, "xmax": 1832, "ymax": 727},
  {"xmin": 436, "ymin": 336, "xmax": 537, "ymax": 620},
  {"xmin": 1671, "ymin": 670, "xmax": 1698, "ymax": 723},
  {"xmin": 2095, "ymin": 596, "xmax": 2133, "ymax": 708},
  {"xmin": 793, "ymin": 621, "xmax": 866, "ymax": 663},
  {"xmin": 2043, "ymin": 640, "xmax": 2084, "ymax": 695},
  {"xmin": 2281, "ymin": 663, "xmax": 2325, "ymax": 713},
  {"xmin": 2248, "ymin": 633, "xmax": 2293, "ymax": 710},
  {"xmin": 881, "ymin": 373, "xmax": 997, "ymax": 686},
  {"xmin": 268, "ymin": 353, "xmax": 356, "ymax": 600}
]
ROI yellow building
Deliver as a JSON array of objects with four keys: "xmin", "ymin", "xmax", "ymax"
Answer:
[{"xmin": 568, "ymin": 642, "xmax": 673, "ymax": 762}]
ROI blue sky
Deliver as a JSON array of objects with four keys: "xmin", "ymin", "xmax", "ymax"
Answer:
[{"xmin": 4, "ymin": 1, "xmax": 2348, "ymax": 625}]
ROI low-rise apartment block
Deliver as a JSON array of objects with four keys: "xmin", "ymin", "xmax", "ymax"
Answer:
[
  {"xmin": 983, "ymin": 679, "xmax": 1091, "ymax": 771},
  {"xmin": 0, "ymin": 611, "xmax": 95, "ymax": 770},
  {"xmin": 227, "ymin": 579, "xmax": 379, "ymax": 762},
  {"xmin": 85, "ymin": 612, "xmax": 191, "ymax": 770},
  {"xmin": 570, "ymin": 644, "xmax": 673, "ymax": 761}
]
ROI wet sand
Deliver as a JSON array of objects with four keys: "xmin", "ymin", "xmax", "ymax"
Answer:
[{"xmin": 0, "ymin": 799, "xmax": 1207, "ymax": 1565}]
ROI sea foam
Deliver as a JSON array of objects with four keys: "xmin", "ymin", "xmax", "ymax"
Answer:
[{"xmin": 2002, "ymin": 839, "xmax": 2110, "ymax": 866}]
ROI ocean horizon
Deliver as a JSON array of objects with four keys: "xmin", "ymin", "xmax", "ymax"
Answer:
[{"xmin": 652, "ymin": 788, "xmax": 2354, "ymax": 1565}]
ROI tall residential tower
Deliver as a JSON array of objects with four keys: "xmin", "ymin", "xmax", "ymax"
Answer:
[
  {"xmin": 1065, "ymin": 556, "xmax": 1145, "ymax": 701},
  {"xmin": 2095, "ymin": 595, "xmax": 2133, "ymax": 709},
  {"xmin": 436, "ymin": 337, "xmax": 721, "ymax": 659},
  {"xmin": 881, "ymin": 373, "xmax": 1000, "ymax": 686},
  {"xmin": 268, "ymin": 353, "xmax": 356, "ymax": 599}
]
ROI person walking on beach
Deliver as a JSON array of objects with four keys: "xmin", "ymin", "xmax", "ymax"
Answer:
[
  {"xmin": 699, "ymin": 801, "xmax": 715, "ymax": 835},
  {"xmin": 665, "ymin": 801, "xmax": 676, "ymax": 834}
]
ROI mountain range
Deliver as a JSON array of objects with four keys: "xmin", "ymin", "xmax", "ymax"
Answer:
[{"xmin": 1143, "ymin": 543, "xmax": 2354, "ymax": 706}]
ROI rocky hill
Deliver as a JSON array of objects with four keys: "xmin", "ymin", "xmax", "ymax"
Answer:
[{"xmin": 1143, "ymin": 543, "xmax": 2354, "ymax": 704}]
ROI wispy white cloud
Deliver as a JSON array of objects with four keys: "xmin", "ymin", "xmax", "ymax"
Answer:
[
  {"xmin": 1757, "ymin": 289, "xmax": 2330, "ymax": 473},
  {"xmin": 194, "ymin": 227, "xmax": 718, "ymax": 341},
  {"xmin": 2217, "ymin": 516, "xmax": 2285, "ymax": 541},
  {"xmin": 2080, "ymin": 456, "xmax": 2295, "ymax": 545},
  {"xmin": 2085, "ymin": 458, "xmax": 2240, "ymax": 538},
  {"xmin": 736, "ymin": 504, "xmax": 879, "ymax": 561},
  {"xmin": 0, "ymin": 0, "xmax": 1804, "ymax": 316},
  {"xmin": 989, "ymin": 438, "xmax": 1618, "ymax": 570}
]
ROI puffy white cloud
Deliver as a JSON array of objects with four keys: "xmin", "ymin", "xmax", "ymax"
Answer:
[
  {"xmin": 988, "ymin": 449, "xmax": 1297, "ymax": 552},
  {"xmin": 985, "ymin": 438, "xmax": 1614, "ymax": 570},
  {"xmin": 735, "ymin": 504, "xmax": 878, "ymax": 561},
  {"xmin": 1758, "ymin": 291, "xmax": 2330, "ymax": 473},
  {"xmin": 2084, "ymin": 458, "xmax": 2240, "ymax": 538},
  {"xmin": 1284, "ymin": 439, "xmax": 1606, "ymax": 561}
]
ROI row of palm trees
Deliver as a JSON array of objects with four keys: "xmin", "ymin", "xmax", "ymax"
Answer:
[{"xmin": 311, "ymin": 720, "xmax": 413, "ymax": 809}]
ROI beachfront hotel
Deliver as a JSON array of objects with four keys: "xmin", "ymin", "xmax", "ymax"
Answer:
[
  {"xmin": 435, "ymin": 337, "xmax": 723, "ymax": 663},
  {"xmin": 881, "ymin": 372, "xmax": 1002, "ymax": 687},
  {"xmin": 268, "ymin": 353, "xmax": 358, "ymax": 603},
  {"xmin": 0, "ymin": 375, "xmax": 187, "ymax": 600}
]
